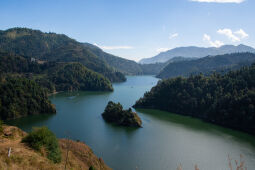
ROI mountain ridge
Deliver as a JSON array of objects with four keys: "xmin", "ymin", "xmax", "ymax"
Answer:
[
  {"xmin": 0, "ymin": 27, "xmax": 126, "ymax": 82},
  {"xmin": 140, "ymin": 44, "xmax": 255, "ymax": 64}
]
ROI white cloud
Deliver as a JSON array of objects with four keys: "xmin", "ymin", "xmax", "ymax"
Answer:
[
  {"xmin": 217, "ymin": 28, "xmax": 249, "ymax": 42},
  {"xmin": 156, "ymin": 48, "xmax": 170, "ymax": 53},
  {"xmin": 203, "ymin": 34, "xmax": 224, "ymax": 47},
  {"xmin": 169, "ymin": 33, "xmax": 179, "ymax": 39},
  {"xmin": 94, "ymin": 43, "xmax": 133, "ymax": 50},
  {"xmin": 190, "ymin": 0, "xmax": 244, "ymax": 3},
  {"xmin": 217, "ymin": 29, "xmax": 240, "ymax": 42},
  {"xmin": 234, "ymin": 29, "xmax": 249, "ymax": 39}
]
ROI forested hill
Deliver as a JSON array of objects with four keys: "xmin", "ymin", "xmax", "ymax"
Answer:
[
  {"xmin": 157, "ymin": 52, "xmax": 255, "ymax": 79},
  {"xmin": 0, "ymin": 28, "xmax": 125, "ymax": 82},
  {"xmin": 0, "ymin": 52, "xmax": 113, "ymax": 92},
  {"xmin": 134, "ymin": 64, "xmax": 255, "ymax": 135},
  {"xmin": 0, "ymin": 77, "xmax": 56, "ymax": 120},
  {"xmin": 83, "ymin": 43, "xmax": 143, "ymax": 75}
]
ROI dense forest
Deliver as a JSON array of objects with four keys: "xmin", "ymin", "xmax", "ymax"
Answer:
[
  {"xmin": 134, "ymin": 64, "xmax": 255, "ymax": 134},
  {"xmin": 157, "ymin": 52, "xmax": 255, "ymax": 79},
  {"xmin": 48, "ymin": 63, "xmax": 113, "ymax": 91},
  {"xmin": 0, "ymin": 52, "xmax": 113, "ymax": 92},
  {"xmin": 0, "ymin": 28, "xmax": 125, "ymax": 82},
  {"xmin": 0, "ymin": 76, "xmax": 56, "ymax": 120}
]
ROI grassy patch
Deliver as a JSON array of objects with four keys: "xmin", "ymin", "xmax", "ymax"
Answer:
[{"xmin": 22, "ymin": 126, "xmax": 61, "ymax": 163}]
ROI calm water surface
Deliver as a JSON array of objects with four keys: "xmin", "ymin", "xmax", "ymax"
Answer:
[{"xmin": 8, "ymin": 76, "xmax": 255, "ymax": 170}]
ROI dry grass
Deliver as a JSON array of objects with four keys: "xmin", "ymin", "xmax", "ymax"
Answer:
[
  {"xmin": 177, "ymin": 154, "xmax": 248, "ymax": 170},
  {"xmin": 0, "ymin": 125, "xmax": 111, "ymax": 170}
]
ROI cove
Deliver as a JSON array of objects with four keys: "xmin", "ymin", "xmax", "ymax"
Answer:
[{"xmin": 7, "ymin": 76, "xmax": 255, "ymax": 170}]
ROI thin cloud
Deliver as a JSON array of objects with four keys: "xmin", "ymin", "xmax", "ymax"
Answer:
[
  {"xmin": 217, "ymin": 28, "xmax": 249, "ymax": 42},
  {"xmin": 156, "ymin": 48, "xmax": 170, "ymax": 53},
  {"xmin": 190, "ymin": 0, "xmax": 244, "ymax": 3},
  {"xmin": 94, "ymin": 43, "xmax": 133, "ymax": 50},
  {"xmin": 234, "ymin": 29, "xmax": 249, "ymax": 39},
  {"xmin": 203, "ymin": 34, "xmax": 224, "ymax": 47},
  {"xmin": 217, "ymin": 29, "xmax": 240, "ymax": 42},
  {"xmin": 169, "ymin": 33, "xmax": 179, "ymax": 39}
]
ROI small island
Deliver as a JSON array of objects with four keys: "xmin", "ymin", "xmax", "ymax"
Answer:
[{"xmin": 102, "ymin": 101, "xmax": 142, "ymax": 128}]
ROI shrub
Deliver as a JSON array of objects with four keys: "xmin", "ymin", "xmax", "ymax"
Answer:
[
  {"xmin": 89, "ymin": 166, "xmax": 96, "ymax": 170},
  {"xmin": 22, "ymin": 127, "xmax": 61, "ymax": 163}
]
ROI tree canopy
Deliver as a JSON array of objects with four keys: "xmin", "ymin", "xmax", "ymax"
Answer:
[{"xmin": 134, "ymin": 64, "xmax": 255, "ymax": 134}]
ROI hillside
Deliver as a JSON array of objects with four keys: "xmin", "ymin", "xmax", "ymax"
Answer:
[
  {"xmin": 0, "ymin": 77, "xmax": 56, "ymax": 120},
  {"xmin": 0, "ymin": 28, "xmax": 125, "ymax": 82},
  {"xmin": 83, "ymin": 43, "xmax": 143, "ymax": 75},
  {"xmin": 0, "ymin": 52, "xmax": 113, "ymax": 92},
  {"xmin": 157, "ymin": 52, "xmax": 255, "ymax": 79},
  {"xmin": 140, "ymin": 44, "xmax": 255, "ymax": 64},
  {"xmin": 0, "ymin": 125, "xmax": 111, "ymax": 170},
  {"xmin": 140, "ymin": 57, "xmax": 194, "ymax": 75},
  {"xmin": 134, "ymin": 63, "xmax": 255, "ymax": 135}
]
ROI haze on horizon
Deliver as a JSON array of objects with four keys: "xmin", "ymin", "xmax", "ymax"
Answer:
[{"xmin": 1, "ymin": 0, "xmax": 254, "ymax": 61}]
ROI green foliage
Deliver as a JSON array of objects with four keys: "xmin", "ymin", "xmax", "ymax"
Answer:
[
  {"xmin": 89, "ymin": 166, "xmax": 96, "ymax": 170},
  {"xmin": 0, "ymin": 52, "xmax": 113, "ymax": 92},
  {"xmin": 49, "ymin": 63, "xmax": 113, "ymax": 91},
  {"xmin": 0, "ymin": 77, "xmax": 56, "ymax": 120},
  {"xmin": 157, "ymin": 53, "xmax": 255, "ymax": 79},
  {"xmin": 102, "ymin": 101, "xmax": 142, "ymax": 127},
  {"xmin": 22, "ymin": 127, "xmax": 61, "ymax": 163},
  {"xmin": 0, "ymin": 27, "xmax": 126, "ymax": 82},
  {"xmin": 134, "ymin": 64, "xmax": 255, "ymax": 134}
]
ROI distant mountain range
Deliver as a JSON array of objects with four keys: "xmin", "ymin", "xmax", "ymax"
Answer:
[
  {"xmin": 157, "ymin": 52, "xmax": 255, "ymax": 79},
  {"xmin": 139, "ymin": 44, "xmax": 255, "ymax": 64}
]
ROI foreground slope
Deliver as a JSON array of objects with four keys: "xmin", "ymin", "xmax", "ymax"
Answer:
[
  {"xmin": 0, "ymin": 125, "xmax": 111, "ymax": 170},
  {"xmin": 0, "ymin": 28, "xmax": 125, "ymax": 82},
  {"xmin": 134, "ymin": 64, "xmax": 255, "ymax": 135}
]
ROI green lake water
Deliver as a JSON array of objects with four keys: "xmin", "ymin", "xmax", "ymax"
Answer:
[{"xmin": 7, "ymin": 76, "xmax": 255, "ymax": 170}]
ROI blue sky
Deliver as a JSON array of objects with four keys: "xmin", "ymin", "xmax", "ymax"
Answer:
[{"xmin": 0, "ymin": 0, "xmax": 254, "ymax": 61}]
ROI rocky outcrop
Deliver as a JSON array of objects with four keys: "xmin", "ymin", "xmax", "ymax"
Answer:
[{"xmin": 102, "ymin": 101, "xmax": 142, "ymax": 127}]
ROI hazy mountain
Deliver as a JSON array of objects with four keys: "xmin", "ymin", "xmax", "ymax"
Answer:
[
  {"xmin": 157, "ymin": 52, "xmax": 255, "ymax": 79},
  {"xmin": 139, "ymin": 44, "xmax": 255, "ymax": 64},
  {"xmin": 83, "ymin": 43, "xmax": 143, "ymax": 75}
]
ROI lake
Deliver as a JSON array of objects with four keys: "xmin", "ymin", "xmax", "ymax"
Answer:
[{"xmin": 7, "ymin": 75, "xmax": 255, "ymax": 170}]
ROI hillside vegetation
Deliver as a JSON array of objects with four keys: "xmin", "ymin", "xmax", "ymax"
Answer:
[
  {"xmin": 134, "ymin": 64, "xmax": 255, "ymax": 134},
  {"xmin": 157, "ymin": 52, "xmax": 255, "ymax": 79},
  {"xmin": 0, "ymin": 77, "xmax": 56, "ymax": 120},
  {"xmin": 0, "ymin": 52, "xmax": 113, "ymax": 93},
  {"xmin": 102, "ymin": 101, "xmax": 142, "ymax": 127},
  {"xmin": 0, "ymin": 28, "xmax": 125, "ymax": 82}
]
